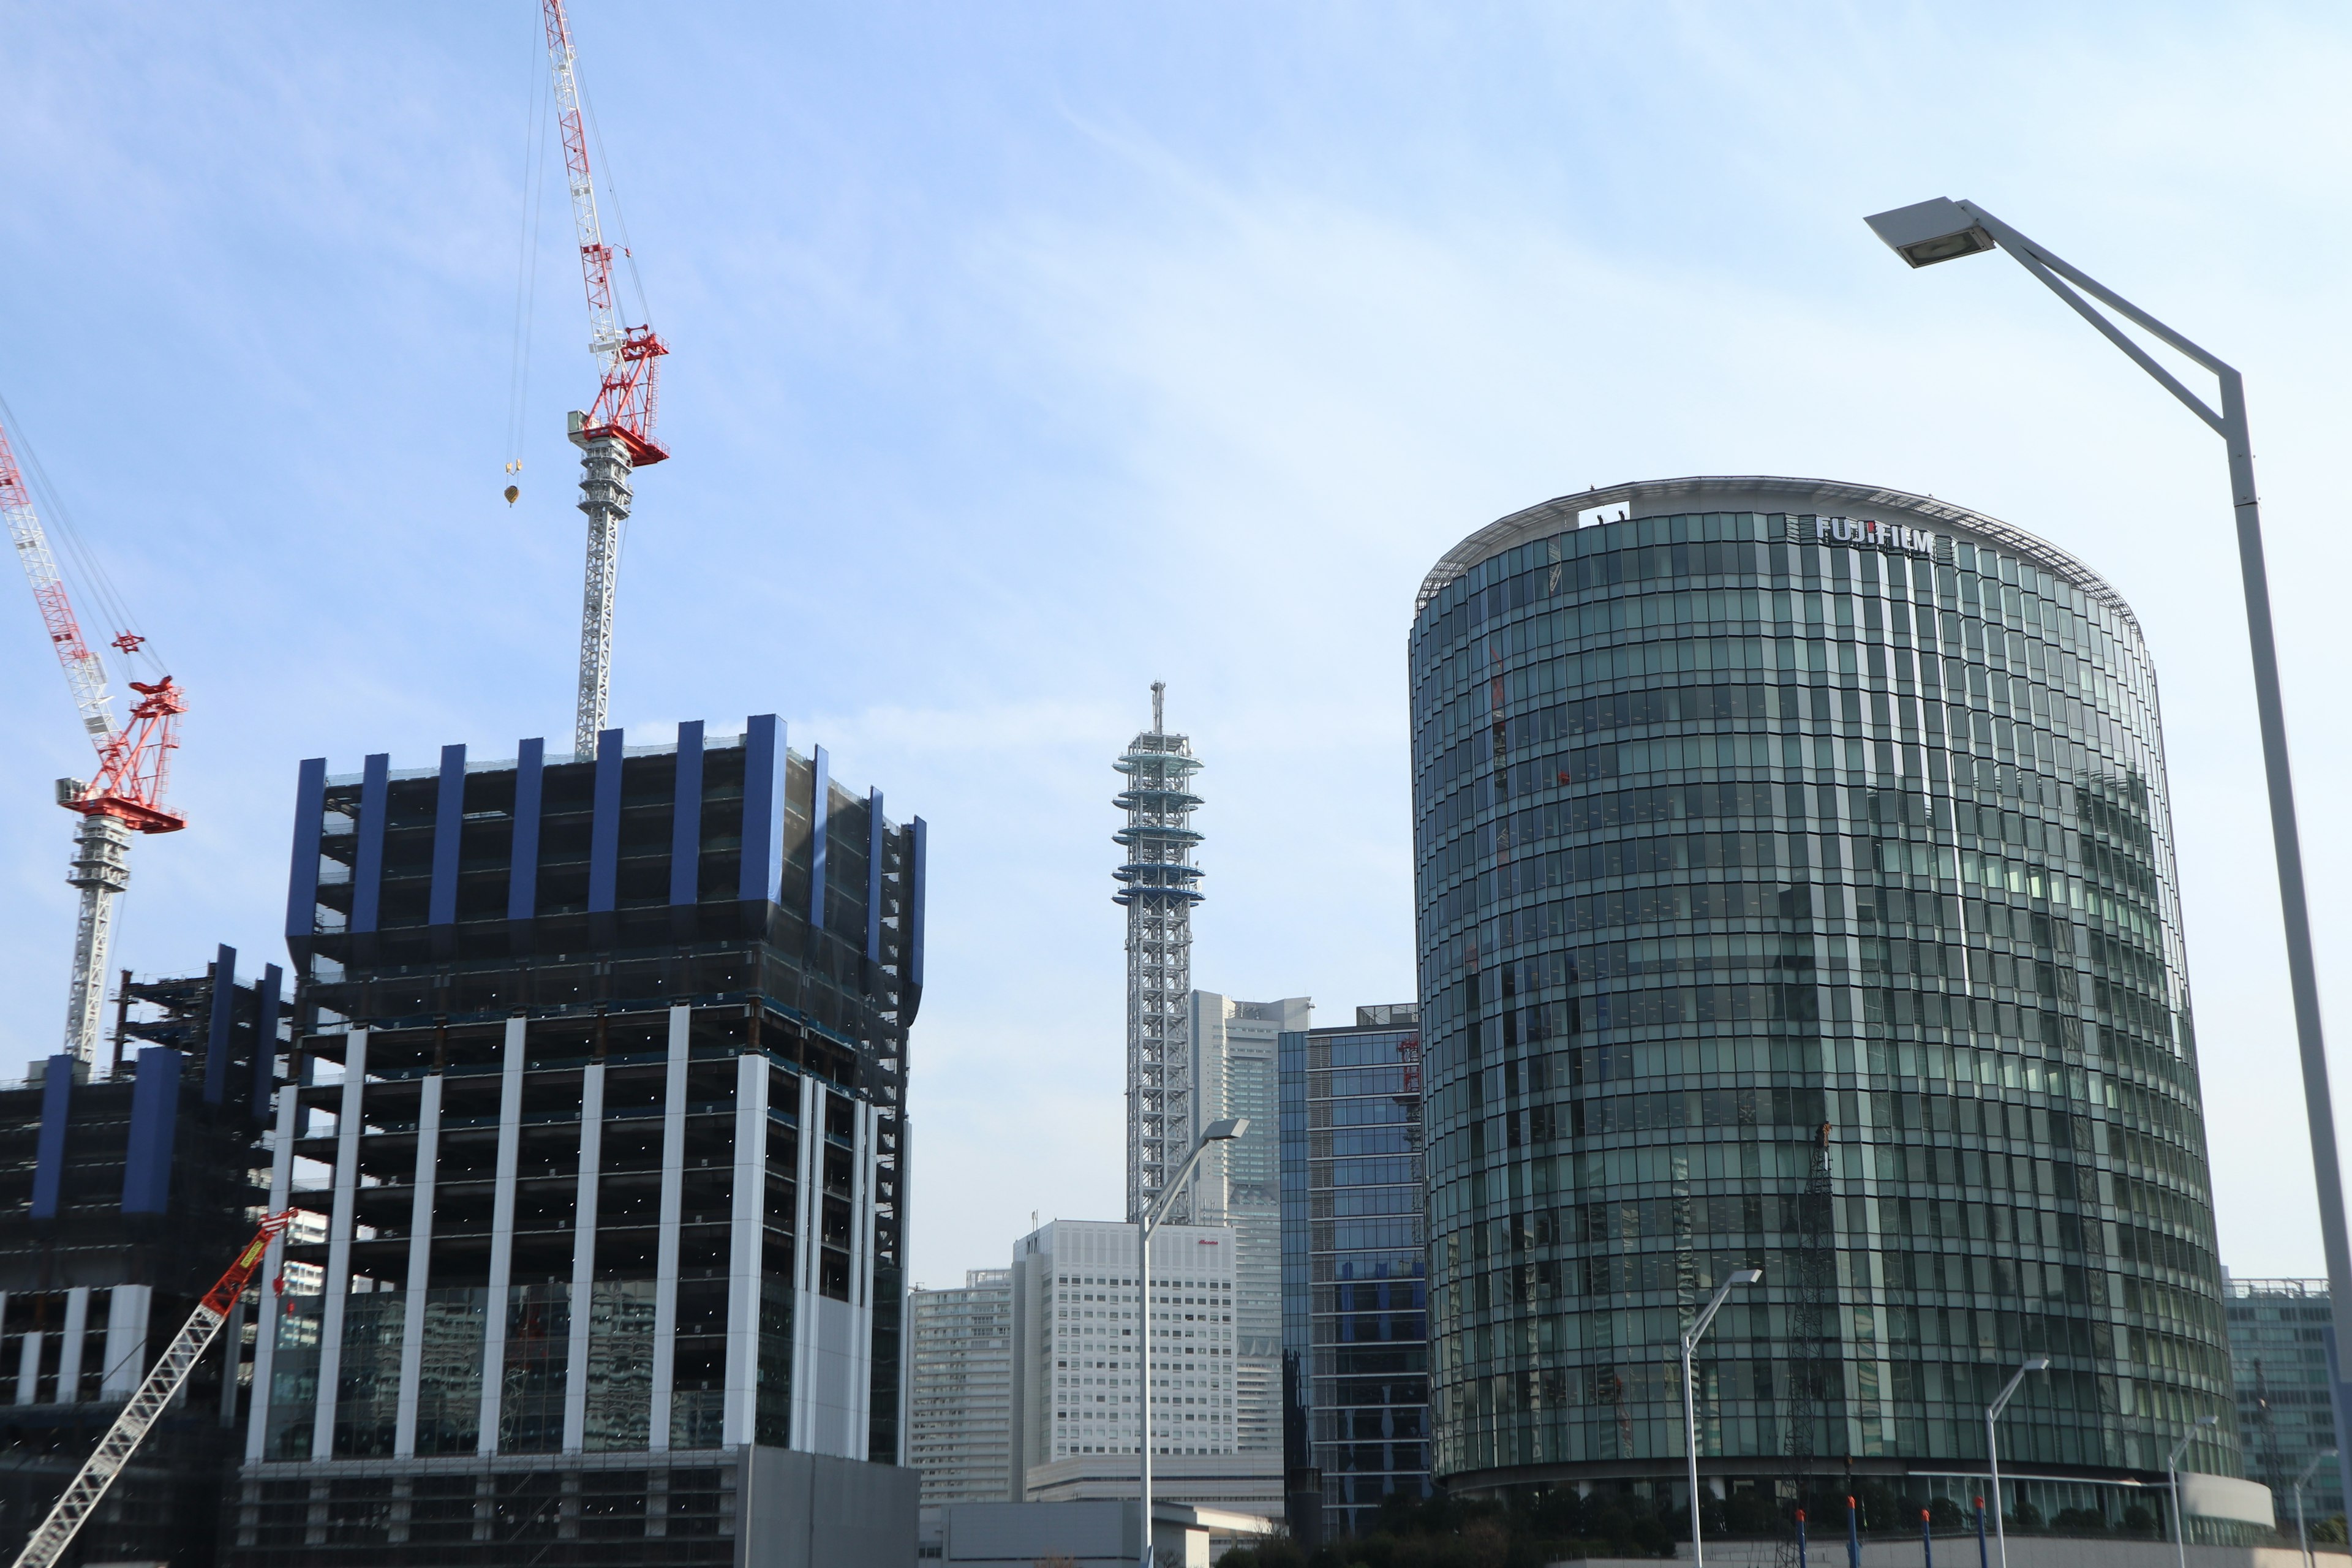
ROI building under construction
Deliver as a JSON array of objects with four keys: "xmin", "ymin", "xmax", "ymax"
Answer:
[
  {"xmin": 0, "ymin": 951, "xmax": 286, "ymax": 1566},
  {"xmin": 223, "ymin": 718, "xmax": 924, "ymax": 1566}
]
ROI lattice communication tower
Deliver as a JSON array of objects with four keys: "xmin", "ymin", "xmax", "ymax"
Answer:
[{"xmin": 1114, "ymin": 681, "xmax": 1204, "ymax": 1223}]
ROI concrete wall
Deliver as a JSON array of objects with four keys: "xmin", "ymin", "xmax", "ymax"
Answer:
[{"xmin": 739, "ymin": 1445, "xmax": 920, "ymax": 1568}]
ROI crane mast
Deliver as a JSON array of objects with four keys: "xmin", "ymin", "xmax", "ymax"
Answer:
[
  {"xmin": 7, "ymin": 1212, "xmax": 291, "ymax": 1568},
  {"xmin": 0, "ymin": 415, "xmax": 186, "ymax": 1068},
  {"xmin": 538, "ymin": 0, "xmax": 668, "ymax": 757}
]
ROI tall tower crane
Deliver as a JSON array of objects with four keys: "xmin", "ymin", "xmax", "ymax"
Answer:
[
  {"xmin": 537, "ymin": 0, "xmax": 668, "ymax": 756},
  {"xmin": 0, "ymin": 415, "xmax": 186, "ymax": 1068}
]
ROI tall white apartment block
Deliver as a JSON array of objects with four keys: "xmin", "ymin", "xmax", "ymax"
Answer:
[
  {"xmin": 1188, "ymin": 991, "xmax": 1309, "ymax": 1458},
  {"xmin": 1006, "ymin": 1218, "xmax": 1278, "ymax": 1517},
  {"xmin": 908, "ymin": 1270, "xmax": 1014, "ymax": 1509}
]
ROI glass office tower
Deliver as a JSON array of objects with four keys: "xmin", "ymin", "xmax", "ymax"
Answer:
[{"xmin": 1407, "ymin": 478, "xmax": 2238, "ymax": 1523}]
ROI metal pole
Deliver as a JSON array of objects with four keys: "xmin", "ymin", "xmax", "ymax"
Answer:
[
  {"xmin": 1683, "ymin": 1332, "xmax": 1703, "ymax": 1565},
  {"xmin": 1846, "ymin": 1493, "xmax": 1860, "ymax": 1568},
  {"xmin": 1922, "ymin": 1508, "xmax": 1933, "ymax": 1568},
  {"xmin": 2297, "ymin": 1476, "xmax": 2309, "ymax": 1568},
  {"xmin": 1931, "ymin": 201, "xmax": 2352, "ymax": 1523},
  {"xmin": 2169, "ymin": 1453, "xmax": 2184, "ymax": 1568},
  {"xmin": 1987, "ymin": 1415, "xmax": 2005, "ymax": 1568},
  {"xmin": 1973, "ymin": 1496, "xmax": 1986, "ymax": 1568},
  {"xmin": 1798, "ymin": 1507, "xmax": 1809, "ymax": 1568},
  {"xmin": 1138, "ymin": 1209, "xmax": 1152, "ymax": 1568}
]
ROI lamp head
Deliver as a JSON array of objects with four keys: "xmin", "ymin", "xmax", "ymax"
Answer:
[
  {"xmin": 2197, "ymin": 1414, "xmax": 2219, "ymax": 1427},
  {"xmin": 1733, "ymin": 1268, "xmax": 1763, "ymax": 1285},
  {"xmin": 1865, "ymin": 198, "xmax": 1997, "ymax": 268},
  {"xmin": 1203, "ymin": 1118, "xmax": 1248, "ymax": 1142},
  {"xmin": 2025, "ymin": 1357, "xmax": 2051, "ymax": 1371}
]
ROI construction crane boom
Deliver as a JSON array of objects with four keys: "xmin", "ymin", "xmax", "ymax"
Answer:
[
  {"xmin": 7, "ymin": 1211, "xmax": 292, "ymax": 1568},
  {"xmin": 537, "ymin": 0, "xmax": 668, "ymax": 758},
  {"xmin": 0, "ymin": 413, "xmax": 187, "ymax": 1066}
]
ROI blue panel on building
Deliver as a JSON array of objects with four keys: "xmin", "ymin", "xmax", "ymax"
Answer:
[
  {"xmin": 429, "ymin": 742, "xmax": 466, "ymax": 925},
  {"xmin": 252, "ymin": 963, "xmax": 282, "ymax": 1121},
  {"xmin": 203, "ymin": 943, "xmax": 237, "ymax": 1106},
  {"xmin": 350, "ymin": 752, "xmax": 390, "ymax": 934},
  {"xmin": 508, "ymin": 737, "xmax": 545, "ymax": 921},
  {"xmin": 589, "ymin": 727, "xmax": 624, "ymax": 913},
  {"xmin": 864, "ymin": 788, "xmax": 885, "ymax": 964},
  {"xmin": 284, "ymin": 756, "xmax": 327, "ymax": 943},
  {"xmin": 121, "ymin": 1047, "xmax": 184, "ymax": 1216},
  {"xmin": 32, "ymin": 1055, "xmax": 72, "ymax": 1222},
  {"xmin": 671, "ymin": 720, "xmax": 704, "ymax": 906},
  {"xmin": 908, "ymin": 816, "xmax": 928, "ymax": 992},
  {"xmin": 739, "ymin": 715, "xmax": 785, "ymax": 904},
  {"xmin": 809, "ymin": 744, "xmax": 831, "ymax": 930}
]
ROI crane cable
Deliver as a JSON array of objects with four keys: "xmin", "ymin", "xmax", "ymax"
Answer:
[
  {"xmin": 502, "ymin": 16, "xmax": 553, "ymax": 503},
  {"xmin": 0, "ymin": 387, "xmax": 162, "ymax": 684}
]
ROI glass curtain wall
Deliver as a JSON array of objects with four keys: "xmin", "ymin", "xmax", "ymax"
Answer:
[{"xmin": 1407, "ymin": 491, "xmax": 2234, "ymax": 1517}]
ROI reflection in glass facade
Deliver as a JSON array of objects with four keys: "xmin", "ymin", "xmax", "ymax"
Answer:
[
  {"xmin": 1406, "ymin": 479, "xmax": 2237, "ymax": 1520},
  {"xmin": 1280, "ymin": 1005, "xmax": 1432, "ymax": 1539}
]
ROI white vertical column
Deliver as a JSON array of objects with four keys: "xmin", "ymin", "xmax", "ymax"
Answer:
[
  {"xmin": 721, "ymin": 1052, "xmax": 769, "ymax": 1447},
  {"xmin": 57, "ymin": 1288, "xmax": 88, "ymax": 1405},
  {"xmin": 649, "ymin": 1005, "xmax": 690, "ymax": 1451},
  {"xmin": 100, "ymin": 1285, "xmax": 150, "ymax": 1400},
  {"xmin": 393, "ymin": 1072, "xmax": 442, "ymax": 1457},
  {"xmin": 788, "ymin": 1072, "xmax": 821, "ymax": 1450},
  {"xmin": 246, "ymin": 1082, "xmax": 300, "ymax": 1459},
  {"xmin": 311, "ymin": 1027, "xmax": 369, "ymax": 1461},
  {"xmin": 476, "ymin": 1016, "xmax": 527, "ymax": 1455},
  {"xmin": 15, "ymin": 1332, "xmax": 42, "ymax": 1405},
  {"xmin": 562, "ymin": 1060, "xmax": 605, "ymax": 1452},
  {"xmin": 844, "ymin": 1099, "xmax": 875, "ymax": 1457}
]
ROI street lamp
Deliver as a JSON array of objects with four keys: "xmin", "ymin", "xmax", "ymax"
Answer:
[
  {"xmin": 2167, "ymin": 1415, "xmax": 2220, "ymax": 1568},
  {"xmin": 2294, "ymin": 1448, "xmax": 2337, "ymax": 1568},
  {"xmin": 1681, "ymin": 1267, "xmax": 1762, "ymax": 1566},
  {"xmin": 1135, "ymin": 1116, "xmax": 1247, "ymax": 1568},
  {"xmin": 1984, "ymin": 1356, "xmax": 2048, "ymax": 1568},
  {"xmin": 1866, "ymin": 198, "xmax": 2352, "ymax": 1523}
]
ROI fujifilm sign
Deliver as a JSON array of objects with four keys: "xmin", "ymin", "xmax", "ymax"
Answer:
[{"xmin": 1815, "ymin": 515, "xmax": 1935, "ymax": 554}]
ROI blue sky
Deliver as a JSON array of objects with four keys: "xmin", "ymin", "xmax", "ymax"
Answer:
[{"xmin": 0, "ymin": 2, "xmax": 2346, "ymax": 1286}]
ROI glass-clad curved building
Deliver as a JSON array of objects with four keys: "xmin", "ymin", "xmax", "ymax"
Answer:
[{"xmin": 1406, "ymin": 477, "xmax": 2237, "ymax": 1524}]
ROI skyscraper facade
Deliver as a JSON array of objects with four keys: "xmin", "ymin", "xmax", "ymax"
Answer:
[
  {"xmin": 1190, "ymin": 991, "xmax": 1311, "ymax": 1457},
  {"xmin": 1117, "ymin": 684, "xmax": 1204, "ymax": 1226},
  {"xmin": 1006, "ymin": 1218, "xmax": 1278, "ymax": 1516},
  {"xmin": 909, "ymin": 1270, "xmax": 1015, "ymax": 1510},
  {"xmin": 1278, "ymin": 1003, "xmax": 1431, "ymax": 1540},
  {"xmin": 1408, "ymin": 478, "xmax": 2241, "ymax": 1520},
  {"xmin": 2225, "ymin": 1276, "xmax": 2341, "ymax": 1526},
  {"xmin": 228, "ymin": 717, "xmax": 924, "ymax": 1565}
]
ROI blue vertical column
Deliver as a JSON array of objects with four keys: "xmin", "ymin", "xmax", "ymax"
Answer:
[
  {"xmin": 738, "ymin": 715, "xmax": 785, "ymax": 904},
  {"xmin": 121, "ymin": 1048, "xmax": 183, "ymax": 1216},
  {"xmin": 589, "ymin": 728, "xmax": 624, "ymax": 913},
  {"xmin": 31, "ymin": 1057, "xmax": 72, "ymax": 1222},
  {"xmin": 908, "ymin": 816, "xmax": 929, "ymax": 993},
  {"xmin": 202, "ymin": 943, "xmax": 237, "ymax": 1106},
  {"xmin": 429, "ymin": 743, "xmax": 466, "ymax": 927},
  {"xmin": 284, "ymin": 758, "xmax": 328, "ymax": 952},
  {"xmin": 809, "ymin": 745, "xmax": 831, "ymax": 932},
  {"xmin": 251, "ymin": 964, "xmax": 283, "ymax": 1121},
  {"xmin": 350, "ymin": 753, "xmax": 390, "ymax": 935},
  {"xmin": 508, "ymin": 738, "xmax": 545, "ymax": 922},
  {"xmin": 864, "ymin": 789, "xmax": 885, "ymax": 965},
  {"xmin": 670, "ymin": 721, "xmax": 704, "ymax": 906}
]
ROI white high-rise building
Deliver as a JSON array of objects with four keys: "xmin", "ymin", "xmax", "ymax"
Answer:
[
  {"xmin": 1188, "ymin": 991, "xmax": 1310, "ymax": 1458},
  {"xmin": 908, "ymin": 1270, "xmax": 1014, "ymax": 1511},
  {"xmin": 1007, "ymin": 1219, "xmax": 1280, "ymax": 1517}
]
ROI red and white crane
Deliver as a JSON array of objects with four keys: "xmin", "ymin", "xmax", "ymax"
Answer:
[
  {"xmin": 0, "ymin": 413, "xmax": 186, "ymax": 1068},
  {"xmin": 7, "ymin": 1212, "xmax": 292, "ymax": 1568},
  {"xmin": 538, "ymin": 0, "xmax": 668, "ymax": 756}
]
